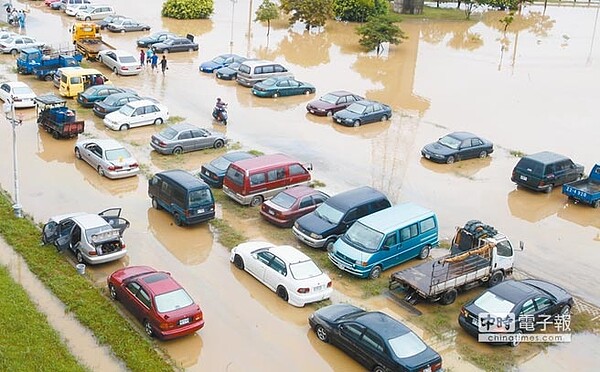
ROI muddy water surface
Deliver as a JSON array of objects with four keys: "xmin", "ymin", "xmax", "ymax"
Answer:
[{"xmin": 0, "ymin": 0, "xmax": 598, "ymax": 370}]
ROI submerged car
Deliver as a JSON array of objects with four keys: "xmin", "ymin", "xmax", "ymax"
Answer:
[
  {"xmin": 215, "ymin": 59, "xmax": 249, "ymax": 80},
  {"xmin": 421, "ymin": 131, "xmax": 494, "ymax": 164},
  {"xmin": 306, "ymin": 91, "xmax": 364, "ymax": 117},
  {"xmin": 199, "ymin": 53, "xmax": 244, "ymax": 73},
  {"xmin": 42, "ymin": 208, "xmax": 129, "ymax": 264},
  {"xmin": 197, "ymin": 151, "xmax": 256, "ymax": 188},
  {"xmin": 511, "ymin": 151, "xmax": 584, "ymax": 193},
  {"xmin": 0, "ymin": 36, "xmax": 45, "ymax": 55},
  {"xmin": 92, "ymin": 92, "xmax": 142, "ymax": 118},
  {"xmin": 309, "ymin": 304, "xmax": 443, "ymax": 372},
  {"xmin": 136, "ymin": 31, "xmax": 177, "ymax": 48},
  {"xmin": 96, "ymin": 14, "xmax": 126, "ymax": 29},
  {"xmin": 251, "ymin": 76, "xmax": 316, "ymax": 98},
  {"xmin": 0, "ymin": 81, "xmax": 37, "ymax": 108},
  {"xmin": 107, "ymin": 266, "xmax": 205, "ymax": 340},
  {"xmin": 230, "ymin": 241, "xmax": 332, "ymax": 307},
  {"xmin": 74, "ymin": 138, "xmax": 139, "ymax": 179},
  {"xmin": 77, "ymin": 85, "xmax": 134, "ymax": 108},
  {"xmin": 332, "ymin": 100, "xmax": 392, "ymax": 127},
  {"xmin": 459, "ymin": 279, "xmax": 573, "ymax": 347},
  {"xmin": 260, "ymin": 186, "xmax": 329, "ymax": 228},
  {"xmin": 107, "ymin": 18, "xmax": 151, "ymax": 33},
  {"xmin": 150, "ymin": 122, "xmax": 228, "ymax": 155},
  {"xmin": 98, "ymin": 49, "xmax": 141, "ymax": 76},
  {"xmin": 103, "ymin": 99, "xmax": 169, "ymax": 131},
  {"xmin": 152, "ymin": 36, "xmax": 198, "ymax": 53}
]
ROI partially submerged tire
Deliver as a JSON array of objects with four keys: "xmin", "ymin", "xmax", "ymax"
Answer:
[
  {"xmin": 233, "ymin": 254, "xmax": 244, "ymax": 270},
  {"xmin": 109, "ymin": 284, "xmax": 118, "ymax": 300},
  {"xmin": 277, "ymin": 286, "xmax": 288, "ymax": 302},
  {"xmin": 74, "ymin": 148, "xmax": 81, "ymax": 159},
  {"xmin": 446, "ymin": 156, "xmax": 455, "ymax": 164},
  {"xmin": 144, "ymin": 320, "xmax": 154, "ymax": 337},
  {"xmin": 151, "ymin": 197, "xmax": 162, "ymax": 210},
  {"xmin": 315, "ymin": 325, "xmax": 329, "ymax": 342},
  {"xmin": 174, "ymin": 213, "xmax": 183, "ymax": 226},
  {"xmin": 439, "ymin": 288, "xmax": 458, "ymax": 305}
]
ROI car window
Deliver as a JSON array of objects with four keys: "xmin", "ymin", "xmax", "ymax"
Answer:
[
  {"xmin": 277, "ymin": 80, "xmax": 290, "ymax": 87},
  {"xmin": 178, "ymin": 131, "xmax": 192, "ymax": 140},
  {"xmin": 361, "ymin": 330, "xmax": 384, "ymax": 354},
  {"xmin": 312, "ymin": 194, "xmax": 327, "ymax": 205},
  {"xmin": 135, "ymin": 288, "xmax": 151, "ymax": 308},
  {"xmin": 154, "ymin": 288, "xmax": 194, "ymax": 313},
  {"xmin": 267, "ymin": 168, "xmax": 285, "ymax": 182},
  {"xmin": 534, "ymin": 297, "xmax": 554, "ymax": 312},
  {"xmin": 472, "ymin": 138, "xmax": 483, "ymax": 146},
  {"xmin": 344, "ymin": 208, "xmax": 358, "ymax": 222},
  {"xmin": 256, "ymin": 251, "xmax": 274, "ymax": 265},
  {"xmin": 269, "ymin": 257, "xmax": 287, "ymax": 276},
  {"xmin": 126, "ymin": 282, "xmax": 141, "ymax": 295},
  {"xmin": 160, "ymin": 181, "xmax": 170, "ymax": 196},
  {"xmin": 145, "ymin": 105, "xmax": 158, "ymax": 114},
  {"xmin": 520, "ymin": 299, "xmax": 536, "ymax": 315},
  {"xmin": 419, "ymin": 217, "xmax": 436, "ymax": 233},
  {"xmin": 289, "ymin": 164, "xmax": 307, "ymax": 176},
  {"xmin": 340, "ymin": 323, "xmax": 364, "ymax": 341},
  {"xmin": 373, "ymin": 104, "xmax": 382, "ymax": 111},
  {"xmin": 274, "ymin": 65, "xmax": 286, "ymax": 72},
  {"xmin": 400, "ymin": 224, "xmax": 419, "ymax": 241},
  {"xmin": 289, "ymin": 80, "xmax": 300, "ymax": 87},
  {"xmin": 545, "ymin": 163, "xmax": 557, "ymax": 175},
  {"xmin": 337, "ymin": 96, "xmax": 347, "ymax": 104},
  {"xmin": 299, "ymin": 196, "xmax": 313, "ymax": 209},
  {"xmin": 364, "ymin": 105, "xmax": 373, "ymax": 114},
  {"xmin": 461, "ymin": 140, "xmax": 472, "ymax": 149},
  {"xmin": 384, "ymin": 233, "xmax": 397, "ymax": 247},
  {"xmin": 263, "ymin": 65, "xmax": 274, "ymax": 73},
  {"xmin": 496, "ymin": 240, "xmax": 513, "ymax": 257},
  {"xmin": 133, "ymin": 107, "xmax": 144, "ymax": 116},
  {"xmin": 191, "ymin": 129, "xmax": 204, "ymax": 138},
  {"xmin": 250, "ymin": 173, "xmax": 266, "ymax": 186}
]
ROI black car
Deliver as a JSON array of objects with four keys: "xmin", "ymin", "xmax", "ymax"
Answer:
[
  {"xmin": 459, "ymin": 279, "xmax": 573, "ymax": 347},
  {"xmin": 136, "ymin": 31, "xmax": 177, "ymax": 48},
  {"xmin": 215, "ymin": 59, "xmax": 248, "ymax": 80},
  {"xmin": 92, "ymin": 92, "xmax": 141, "ymax": 118},
  {"xmin": 421, "ymin": 131, "xmax": 493, "ymax": 164},
  {"xmin": 152, "ymin": 36, "xmax": 198, "ymax": 53},
  {"xmin": 511, "ymin": 151, "xmax": 584, "ymax": 193},
  {"xmin": 332, "ymin": 100, "xmax": 392, "ymax": 127},
  {"xmin": 197, "ymin": 151, "xmax": 256, "ymax": 188},
  {"xmin": 309, "ymin": 304, "xmax": 443, "ymax": 372}
]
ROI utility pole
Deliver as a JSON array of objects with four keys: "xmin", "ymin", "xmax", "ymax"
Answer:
[{"xmin": 4, "ymin": 99, "xmax": 23, "ymax": 218}]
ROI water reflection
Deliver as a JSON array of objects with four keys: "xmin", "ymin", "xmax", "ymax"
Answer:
[
  {"xmin": 507, "ymin": 188, "xmax": 563, "ymax": 223},
  {"xmin": 556, "ymin": 202, "xmax": 600, "ymax": 229},
  {"xmin": 305, "ymin": 328, "xmax": 363, "ymax": 372},
  {"xmin": 419, "ymin": 156, "xmax": 492, "ymax": 178},
  {"xmin": 158, "ymin": 332, "xmax": 203, "ymax": 369},
  {"xmin": 277, "ymin": 29, "xmax": 332, "ymax": 67},
  {"xmin": 72, "ymin": 160, "xmax": 140, "ymax": 196},
  {"xmin": 35, "ymin": 130, "xmax": 77, "ymax": 164}
]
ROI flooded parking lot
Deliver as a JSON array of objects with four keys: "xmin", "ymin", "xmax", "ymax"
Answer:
[{"xmin": 0, "ymin": 0, "xmax": 598, "ymax": 370}]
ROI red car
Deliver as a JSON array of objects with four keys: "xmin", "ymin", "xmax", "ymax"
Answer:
[
  {"xmin": 107, "ymin": 266, "xmax": 204, "ymax": 340},
  {"xmin": 260, "ymin": 186, "xmax": 329, "ymax": 227},
  {"xmin": 306, "ymin": 90, "xmax": 364, "ymax": 117},
  {"xmin": 44, "ymin": 0, "xmax": 60, "ymax": 6}
]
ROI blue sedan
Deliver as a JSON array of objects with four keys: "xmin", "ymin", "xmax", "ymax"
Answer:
[
  {"xmin": 251, "ymin": 77, "xmax": 316, "ymax": 98},
  {"xmin": 199, "ymin": 54, "xmax": 245, "ymax": 73},
  {"xmin": 332, "ymin": 100, "xmax": 392, "ymax": 127}
]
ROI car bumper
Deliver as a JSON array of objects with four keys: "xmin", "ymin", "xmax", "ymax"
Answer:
[
  {"xmin": 77, "ymin": 100, "xmax": 95, "ymax": 108},
  {"xmin": 150, "ymin": 142, "xmax": 174, "ymax": 155},
  {"xmin": 105, "ymin": 168, "xmax": 140, "ymax": 179},
  {"xmin": 222, "ymin": 185, "xmax": 251, "ymax": 205},
  {"xmin": 458, "ymin": 314, "xmax": 481, "ymax": 338},
  {"xmin": 92, "ymin": 108, "xmax": 111, "ymax": 118},
  {"xmin": 199, "ymin": 67, "xmax": 215, "ymax": 73},
  {"xmin": 511, "ymin": 177, "xmax": 548, "ymax": 192},
  {"xmin": 306, "ymin": 107, "xmax": 328, "ymax": 116},
  {"xmin": 236, "ymin": 78, "xmax": 255, "ymax": 87},
  {"xmin": 259, "ymin": 209, "xmax": 293, "ymax": 228},
  {"xmin": 328, "ymin": 252, "xmax": 369, "ymax": 278},
  {"xmin": 83, "ymin": 249, "xmax": 127, "ymax": 265},
  {"xmin": 291, "ymin": 226, "xmax": 327, "ymax": 249},
  {"xmin": 156, "ymin": 319, "xmax": 205, "ymax": 340},
  {"xmin": 288, "ymin": 287, "xmax": 333, "ymax": 307},
  {"xmin": 117, "ymin": 68, "xmax": 142, "ymax": 76},
  {"xmin": 198, "ymin": 173, "xmax": 223, "ymax": 188},
  {"xmin": 251, "ymin": 90, "xmax": 271, "ymax": 98},
  {"xmin": 103, "ymin": 120, "xmax": 122, "ymax": 131},
  {"xmin": 181, "ymin": 210, "xmax": 215, "ymax": 225},
  {"xmin": 332, "ymin": 117, "xmax": 355, "ymax": 126},
  {"xmin": 421, "ymin": 150, "xmax": 447, "ymax": 163},
  {"xmin": 12, "ymin": 100, "xmax": 36, "ymax": 108},
  {"xmin": 216, "ymin": 72, "xmax": 234, "ymax": 80}
]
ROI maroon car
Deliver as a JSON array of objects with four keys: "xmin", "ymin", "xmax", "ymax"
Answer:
[
  {"xmin": 260, "ymin": 186, "xmax": 329, "ymax": 227},
  {"xmin": 107, "ymin": 266, "xmax": 204, "ymax": 340},
  {"xmin": 306, "ymin": 90, "xmax": 364, "ymax": 117}
]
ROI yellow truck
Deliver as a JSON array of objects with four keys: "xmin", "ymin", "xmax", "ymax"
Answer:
[{"xmin": 71, "ymin": 22, "xmax": 115, "ymax": 61}]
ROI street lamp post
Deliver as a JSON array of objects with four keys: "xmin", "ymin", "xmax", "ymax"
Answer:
[
  {"xmin": 4, "ymin": 99, "xmax": 23, "ymax": 218},
  {"xmin": 230, "ymin": 0, "xmax": 238, "ymax": 54}
]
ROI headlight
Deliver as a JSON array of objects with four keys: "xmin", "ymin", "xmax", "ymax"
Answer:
[
  {"xmin": 310, "ymin": 233, "xmax": 322, "ymax": 239},
  {"xmin": 294, "ymin": 221, "xmax": 299, "ymax": 229}
]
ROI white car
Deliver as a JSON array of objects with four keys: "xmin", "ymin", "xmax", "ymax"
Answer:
[
  {"xmin": 0, "ymin": 36, "xmax": 45, "ymax": 55},
  {"xmin": 98, "ymin": 49, "xmax": 141, "ymax": 76},
  {"xmin": 65, "ymin": 3, "xmax": 94, "ymax": 16},
  {"xmin": 0, "ymin": 31, "xmax": 17, "ymax": 43},
  {"xmin": 74, "ymin": 138, "xmax": 140, "ymax": 179},
  {"xmin": 103, "ymin": 99, "xmax": 169, "ymax": 131},
  {"xmin": 0, "ymin": 81, "xmax": 37, "ymax": 108},
  {"xmin": 230, "ymin": 241, "xmax": 333, "ymax": 307}
]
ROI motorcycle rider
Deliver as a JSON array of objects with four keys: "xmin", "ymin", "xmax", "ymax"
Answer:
[{"xmin": 213, "ymin": 97, "xmax": 228, "ymax": 124}]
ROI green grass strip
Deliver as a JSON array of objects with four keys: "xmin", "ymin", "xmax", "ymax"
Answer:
[
  {"xmin": 0, "ymin": 266, "xmax": 85, "ymax": 372},
  {"xmin": 0, "ymin": 192, "xmax": 173, "ymax": 372}
]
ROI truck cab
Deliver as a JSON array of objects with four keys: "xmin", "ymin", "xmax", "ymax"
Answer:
[{"xmin": 71, "ymin": 22, "xmax": 101, "ymax": 42}]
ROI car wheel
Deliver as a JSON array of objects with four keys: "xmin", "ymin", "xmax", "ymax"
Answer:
[
  {"xmin": 304, "ymin": 90, "xmax": 311, "ymax": 95},
  {"xmin": 250, "ymin": 195, "xmax": 263, "ymax": 207},
  {"xmin": 10, "ymin": 49, "xmax": 18, "ymax": 56},
  {"xmin": 325, "ymin": 238, "xmax": 336, "ymax": 252},
  {"xmin": 593, "ymin": 200, "xmax": 599, "ymax": 208},
  {"xmin": 174, "ymin": 213, "xmax": 183, "ymax": 226},
  {"xmin": 108, "ymin": 284, "xmax": 118, "ymax": 300},
  {"xmin": 381, "ymin": 115, "xmax": 388, "ymax": 122},
  {"xmin": 151, "ymin": 197, "xmax": 162, "ymax": 210},
  {"xmin": 85, "ymin": 16, "xmax": 91, "ymax": 21},
  {"xmin": 120, "ymin": 29, "xmax": 125, "ymax": 33},
  {"xmin": 98, "ymin": 166, "xmax": 105, "ymax": 177},
  {"xmin": 213, "ymin": 139, "xmax": 224, "ymax": 149},
  {"xmin": 52, "ymin": 131, "xmax": 60, "ymax": 139},
  {"xmin": 172, "ymin": 146, "xmax": 183, "ymax": 155},
  {"xmin": 446, "ymin": 156, "xmax": 455, "ymax": 164},
  {"xmin": 276, "ymin": 286, "xmax": 288, "ymax": 302},
  {"xmin": 369, "ymin": 265, "xmax": 382, "ymax": 279},
  {"xmin": 545, "ymin": 184, "xmax": 554, "ymax": 193},
  {"xmin": 163, "ymin": 49, "xmax": 169, "ymax": 54},
  {"xmin": 419, "ymin": 245, "xmax": 430, "ymax": 260},
  {"xmin": 373, "ymin": 366, "xmax": 386, "ymax": 372},
  {"xmin": 315, "ymin": 325, "xmax": 329, "ymax": 343},
  {"xmin": 154, "ymin": 118, "xmax": 163, "ymax": 125},
  {"xmin": 74, "ymin": 147, "xmax": 81, "ymax": 159},
  {"xmin": 144, "ymin": 320, "xmax": 154, "ymax": 338},
  {"xmin": 113, "ymin": 67, "xmax": 118, "ymax": 75},
  {"xmin": 326, "ymin": 111, "xmax": 333, "ymax": 117},
  {"xmin": 75, "ymin": 250, "xmax": 84, "ymax": 264},
  {"xmin": 119, "ymin": 124, "xmax": 129, "ymax": 131},
  {"xmin": 488, "ymin": 271, "xmax": 504, "ymax": 287},
  {"xmin": 479, "ymin": 150, "xmax": 488, "ymax": 158},
  {"xmin": 44, "ymin": 74, "xmax": 53, "ymax": 82},
  {"xmin": 272, "ymin": 92, "xmax": 279, "ymax": 98},
  {"xmin": 352, "ymin": 120, "xmax": 361, "ymax": 127},
  {"xmin": 439, "ymin": 288, "xmax": 458, "ymax": 305},
  {"xmin": 510, "ymin": 330, "xmax": 523, "ymax": 347},
  {"xmin": 233, "ymin": 254, "xmax": 244, "ymax": 270},
  {"xmin": 188, "ymin": 48, "xmax": 194, "ymax": 52}
]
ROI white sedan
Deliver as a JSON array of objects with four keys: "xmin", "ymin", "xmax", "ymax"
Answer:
[
  {"xmin": 103, "ymin": 99, "xmax": 169, "ymax": 131},
  {"xmin": 0, "ymin": 36, "xmax": 44, "ymax": 55},
  {"xmin": 65, "ymin": 3, "xmax": 94, "ymax": 16},
  {"xmin": 230, "ymin": 241, "xmax": 333, "ymax": 307},
  {"xmin": 74, "ymin": 138, "xmax": 140, "ymax": 179},
  {"xmin": 0, "ymin": 81, "xmax": 37, "ymax": 108},
  {"xmin": 98, "ymin": 50, "xmax": 141, "ymax": 76}
]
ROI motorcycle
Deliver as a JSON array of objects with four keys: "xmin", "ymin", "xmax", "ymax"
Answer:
[{"xmin": 212, "ymin": 105, "xmax": 228, "ymax": 125}]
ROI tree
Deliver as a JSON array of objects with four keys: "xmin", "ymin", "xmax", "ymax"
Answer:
[
  {"xmin": 162, "ymin": 0, "xmax": 214, "ymax": 19},
  {"xmin": 280, "ymin": 0, "xmax": 334, "ymax": 30},
  {"xmin": 255, "ymin": 0, "xmax": 280, "ymax": 36},
  {"xmin": 333, "ymin": 0, "xmax": 389, "ymax": 22},
  {"xmin": 356, "ymin": 14, "xmax": 406, "ymax": 54}
]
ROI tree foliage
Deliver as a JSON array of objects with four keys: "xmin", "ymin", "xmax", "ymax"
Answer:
[
  {"xmin": 356, "ymin": 13, "xmax": 406, "ymax": 53},
  {"xmin": 280, "ymin": 0, "xmax": 334, "ymax": 29},
  {"xmin": 255, "ymin": 0, "xmax": 280, "ymax": 35},
  {"xmin": 332, "ymin": 0, "xmax": 389, "ymax": 22},
  {"xmin": 162, "ymin": 0, "xmax": 214, "ymax": 19}
]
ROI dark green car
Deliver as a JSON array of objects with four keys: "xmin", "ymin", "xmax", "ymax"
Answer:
[
  {"xmin": 77, "ymin": 86, "xmax": 135, "ymax": 108},
  {"xmin": 251, "ymin": 76, "xmax": 316, "ymax": 98}
]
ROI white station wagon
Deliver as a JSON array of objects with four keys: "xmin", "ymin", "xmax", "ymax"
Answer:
[
  {"xmin": 230, "ymin": 241, "xmax": 333, "ymax": 307},
  {"xmin": 103, "ymin": 99, "xmax": 169, "ymax": 131}
]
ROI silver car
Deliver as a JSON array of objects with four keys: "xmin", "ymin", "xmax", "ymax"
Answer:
[
  {"xmin": 74, "ymin": 139, "xmax": 140, "ymax": 179},
  {"xmin": 0, "ymin": 36, "xmax": 45, "ymax": 55},
  {"xmin": 150, "ymin": 123, "xmax": 228, "ymax": 155},
  {"xmin": 98, "ymin": 49, "xmax": 141, "ymax": 76},
  {"xmin": 42, "ymin": 208, "xmax": 129, "ymax": 265}
]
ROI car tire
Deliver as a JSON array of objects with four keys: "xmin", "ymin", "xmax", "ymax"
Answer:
[
  {"xmin": 119, "ymin": 124, "xmax": 129, "ymax": 131},
  {"xmin": 510, "ymin": 330, "xmax": 523, "ymax": 347},
  {"xmin": 446, "ymin": 156, "xmax": 455, "ymax": 164},
  {"xmin": 120, "ymin": 29, "xmax": 125, "ymax": 34},
  {"xmin": 85, "ymin": 17, "xmax": 91, "ymax": 21},
  {"xmin": 233, "ymin": 254, "xmax": 244, "ymax": 270},
  {"xmin": 151, "ymin": 197, "xmax": 162, "ymax": 210},
  {"xmin": 419, "ymin": 245, "xmax": 430, "ymax": 260},
  {"xmin": 250, "ymin": 195, "xmax": 263, "ymax": 207},
  {"xmin": 373, "ymin": 366, "xmax": 386, "ymax": 372},
  {"xmin": 325, "ymin": 238, "xmax": 336, "ymax": 252},
  {"xmin": 488, "ymin": 271, "xmax": 504, "ymax": 287},
  {"xmin": 276, "ymin": 286, "xmax": 288, "ymax": 302},
  {"xmin": 545, "ymin": 184, "xmax": 554, "ymax": 193},
  {"xmin": 381, "ymin": 115, "xmax": 388, "ymax": 122},
  {"xmin": 144, "ymin": 320, "xmax": 154, "ymax": 338},
  {"xmin": 76, "ymin": 250, "xmax": 84, "ymax": 264},
  {"xmin": 108, "ymin": 284, "xmax": 118, "ymax": 300},
  {"xmin": 353, "ymin": 120, "xmax": 361, "ymax": 127},
  {"xmin": 174, "ymin": 213, "xmax": 183, "ymax": 226},
  {"xmin": 315, "ymin": 325, "xmax": 329, "ymax": 343},
  {"xmin": 154, "ymin": 118, "xmax": 163, "ymax": 125},
  {"xmin": 98, "ymin": 166, "xmax": 105, "ymax": 177},
  {"xmin": 52, "ymin": 131, "xmax": 60, "ymax": 139},
  {"xmin": 304, "ymin": 90, "xmax": 311, "ymax": 95},
  {"xmin": 188, "ymin": 48, "xmax": 194, "ymax": 52},
  {"xmin": 560, "ymin": 304, "xmax": 571, "ymax": 317},
  {"xmin": 44, "ymin": 74, "xmax": 53, "ymax": 82},
  {"xmin": 326, "ymin": 111, "xmax": 333, "ymax": 117},
  {"xmin": 369, "ymin": 266, "xmax": 382, "ymax": 279},
  {"xmin": 439, "ymin": 288, "xmax": 458, "ymax": 305},
  {"xmin": 479, "ymin": 150, "xmax": 488, "ymax": 158},
  {"xmin": 163, "ymin": 49, "xmax": 169, "ymax": 54},
  {"xmin": 113, "ymin": 67, "xmax": 118, "ymax": 75},
  {"xmin": 10, "ymin": 49, "xmax": 18, "ymax": 56},
  {"xmin": 593, "ymin": 200, "xmax": 599, "ymax": 208},
  {"xmin": 172, "ymin": 146, "xmax": 183, "ymax": 155},
  {"xmin": 74, "ymin": 147, "xmax": 81, "ymax": 159},
  {"xmin": 273, "ymin": 92, "xmax": 279, "ymax": 98},
  {"xmin": 213, "ymin": 139, "xmax": 224, "ymax": 149}
]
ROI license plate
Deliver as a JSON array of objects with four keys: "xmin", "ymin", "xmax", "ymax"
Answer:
[
  {"xmin": 179, "ymin": 318, "xmax": 190, "ymax": 326},
  {"xmin": 314, "ymin": 285, "xmax": 325, "ymax": 291},
  {"xmin": 268, "ymin": 209, "xmax": 275, "ymax": 215},
  {"xmin": 337, "ymin": 119, "xmax": 342, "ymax": 123},
  {"xmin": 309, "ymin": 109, "xmax": 314, "ymax": 113},
  {"xmin": 425, "ymin": 154, "xmax": 430, "ymax": 159},
  {"xmin": 197, "ymin": 209, "xmax": 204, "ymax": 214},
  {"xmin": 520, "ymin": 175, "xmax": 528, "ymax": 181},
  {"xmin": 471, "ymin": 317, "xmax": 478, "ymax": 326}
]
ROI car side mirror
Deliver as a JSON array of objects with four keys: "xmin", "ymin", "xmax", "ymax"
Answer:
[{"xmin": 381, "ymin": 245, "xmax": 390, "ymax": 251}]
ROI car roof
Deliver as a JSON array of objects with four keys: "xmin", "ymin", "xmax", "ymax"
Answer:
[
  {"xmin": 166, "ymin": 122, "xmax": 201, "ymax": 132},
  {"xmin": 240, "ymin": 59, "xmax": 278, "ymax": 67},
  {"xmin": 488, "ymin": 280, "xmax": 545, "ymax": 303},
  {"xmin": 126, "ymin": 99, "xmax": 161, "ymax": 108},
  {"xmin": 269, "ymin": 245, "xmax": 311, "ymax": 264},
  {"xmin": 326, "ymin": 186, "xmax": 387, "ymax": 212},
  {"xmin": 110, "ymin": 49, "xmax": 135, "ymax": 56},
  {"xmin": 156, "ymin": 169, "xmax": 209, "ymax": 189},
  {"xmin": 328, "ymin": 90, "xmax": 355, "ymax": 97},
  {"xmin": 521, "ymin": 151, "xmax": 570, "ymax": 163},
  {"xmin": 71, "ymin": 213, "xmax": 110, "ymax": 229},
  {"xmin": 138, "ymin": 272, "xmax": 182, "ymax": 296},
  {"xmin": 446, "ymin": 131, "xmax": 477, "ymax": 140},
  {"xmin": 281, "ymin": 185, "xmax": 323, "ymax": 198},
  {"xmin": 222, "ymin": 151, "xmax": 256, "ymax": 162},
  {"xmin": 352, "ymin": 100, "xmax": 382, "ymax": 107},
  {"xmin": 354, "ymin": 311, "xmax": 410, "ymax": 339},
  {"xmin": 84, "ymin": 138, "xmax": 125, "ymax": 150},
  {"xmin": 6, "ymin": 81, "xmax": 30, "ymax": 88},
  {"xmin": 230, "ymin": 153, "xmax": 302, "ymax": 171},
  {"xmin": 104, "ymin": 92, "xmax": 137, "ymax": 100},
  {"xmin": 358, "ymin": 202, "xmax": 434, "ymax": 233}
]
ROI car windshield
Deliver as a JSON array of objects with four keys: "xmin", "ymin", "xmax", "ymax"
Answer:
[
  {"xmin": 189, "ymin": 188, "xmax": 213, "ymax": 206},
  {"xmin": 388, "ymin": 332, "xmax": 427, "ymax": 359},
  {"xmin": 212, "ymin": 56, "xmax": 226, "ymax": 63},
  {"xmin": 5, "ymin": 38, "xmax": 15, "ymax": 43},
  {"xmin": 119, "ymin": 104, "xmax": 135, "ymax": 116},
  {"xmin": 314, "ymin": 203, "xmax": 344, "ymax": 225},
  {"xmin": 119, "ymin": 56, "xmax": 136, "ymax": 63},
  {"xmin": 342, "ymin": 222, "xmax": 383, "ymax": 253},
  {"xmin": 345, "ymin": 103, "xmax": 366, "ymax": 114},
  {"xmin": 270, "ymin": 192, "xmax": 297, "ymax": 209},
  {"xmin": 13, "ymin": 87, "xmax": 33, "ymax": 95},
  {"xmin": 159, "ymin": 127, "xmax": 178, "ymax": 140},
  {"xmin": 105, "ymin": 148, "xmax": 132, "ymax": 161},
  {"xmin": 473, "ymin": 291, "xmax": 516, "ymax": 314},
  {"xmin": 261, "ymin": 78, "xmax": 277, "ymax": 86},
  {"xmin": 289, "ymin": 260, "xmax": 323, "ymax": 280},
  {"xmin": 154, "ymin": 288, "xmax": 194, "ymax": 313},
  {"xmin": 228, "ymin": 62, "xmax": 241, "ymax": 69},
  {"xmin": 320, "ymin": 93, "xmax": 339, "ymax": 104},
  {"xmin": 438, "ymin": 135, "xmax": 461, "ymax": 150}
]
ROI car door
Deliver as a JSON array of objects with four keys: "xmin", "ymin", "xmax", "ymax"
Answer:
[
  {"xmin": 336, "ymin": 323, "xmax": 371, "ymax": 367},
  {"xmin": 83, "ymin": 142, "xmax": 101, "ymax": 168},
  {"xmin": 176, "ymin": 130, "xmax": 195, "ymax": 152},
  {"xmin": 42, "ymin": 220, "xmax": 60, "ymax": 244},
  {"xmin": 361, "ymin": 330, "xmax": 393, "ymax": 370},
  {"xmin": 191, "ymin": 128, "xmax": 209, "ymax": 150},
  {"xmin": 129, "ymin": 106, "xmax": 147, "ymax": 127},
  {"xmin": 264, "ymin": 256, "xmax": 287, "ymax": 291},
  {"xmin": 99, "ymin": 207, "xmax": 129, "ymax": 235},
  {"xmin": 248, "ymin": 251, "xmax": 273, "ymax": 285},
  {"xmin": 104, "ymin": 51, "xmax": 117, "ymax": 69},
  {"xmin": 558, "ymin": 160, "xmax": 578, "ymax": 184},
  {"xmin": 532, "ymin": 297, "xmax": 559, "ymax": 326},
  {"xmin": 470, "ymin": 138, "xmax": 485, "ymax": 159},
  {"xmin": 275, "ymin": 79, "xmax": 289, "ymax": 96},
  {"xmin": 398, "ymin": 223, "xmax": 421, "ymax": 262},
  {"xmin": 380, "ymin": 231, "xmax": 402, "ymax": 269},
  {"xmin": 459, "ymin": 139, "xmax": 474, "ymax": 160},
  {"xmin": 362, "ymin": 104, "xmax": 375, "ymax": 123},
  {"xmin": 122, "ymin": 281, "xmax": 149, "ymax": 321},
  {"xmin": 55, "ymin": 219, "xmax": 76, "ymax": 251}
]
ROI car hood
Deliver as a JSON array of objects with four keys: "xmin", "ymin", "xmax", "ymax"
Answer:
[
  {"xmin": 314, "ymin": 303, "xmax": 363, "ymax": 323},
  {"xmin": 423, "ymin": 142, "xmax": 454, "ymax": 156},
  {"xmin": 522, "ymin": 279, "xmax": 572, "ymax": 304},
  {"xmin": 104, "ymin": 111, "xmax": 129, "ymax": 123},
  {"xmin": 137, "ymin": 37, "xmax": 157, "ymax": 45},
  {"xmin": 216, "ymin": 66, "xmax": 235, "ymax": 74},
  {"xmin": 306, "ymin": 99, "xmax": 333, "ymax": 110},
  {"xmin": 331, "ymin": 238, "xmax": 374, "ymax": 260},
  {"xmin": 200, "ymin": 61, "xmax": 220, "ymax": 70},
  {"xmin": 333, "ymin": 109, "xmax": 359, "ymax": 120},
  {"xmin": 296, "ymin": 212, "xmax": 337, "ymax": 236},
  {"xmin": 203, "ymin": 162, "xmax": 225, "ymax": 175}
]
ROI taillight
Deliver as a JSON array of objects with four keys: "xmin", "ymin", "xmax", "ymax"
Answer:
[
  {"xmin": 460, "ymin": 307, "xmax": 467, "ymax": 317},
  {"xmin": 297, "ymin": 288, "xmax": 309, "ymax": 294},
  {"xmin": 430, "ymin": 361, "xmax": 443, "ymax": 372},
  {"xmin": 327, "ymin": 281, "xmax": 332, "ymax": 288},
  {"xmin": 130, "ymin": 163, "xmax": 139, "ymax": 168},
  {"xmin": 87, "ymin": 250, "xmax": 96, "ymax": 256},
  {"xmin": 158, "ymin": 140, "xmax": 167, "ymax": 147},
  {"xmin": 159, "ymin": 322, "xmax": 176, "ymax": 330},
  {"xmin": 193, "ymin": 313, "xmax": 203, "ymax": 322},
  {"xmin": 108, "ymin": 165, "xmax": 123, "ymax": 171}
]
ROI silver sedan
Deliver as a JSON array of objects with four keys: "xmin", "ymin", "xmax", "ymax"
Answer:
[
  {"xmin": 74, "ymin": 139, "xmax": 140, "ymax": 179},
  {"xmin": 98, "ymin": 49, "xmax": 142, "ymax": 76}
]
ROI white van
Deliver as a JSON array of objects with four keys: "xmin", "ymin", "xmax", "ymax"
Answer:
[
  {"xmin": 76, "ymin": 5, "xmax": 115, "ymax": 21},
  {"xmin": 236, "ymin": 60, "xmax": 292, "ymax": 87}
]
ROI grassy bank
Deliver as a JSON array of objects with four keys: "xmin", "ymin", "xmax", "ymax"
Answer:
[
  {"xmin": 0, "ymin": 192, "xmax": 174, "ymax": 372},
  {"xmin": 0, "ymin": 266, "xmax": 85, "ymax": 372}
]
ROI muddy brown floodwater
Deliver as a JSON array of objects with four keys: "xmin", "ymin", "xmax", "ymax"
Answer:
[{"xmin": 0, "ymin": 0, "xmax": 598, "ymax": 370}]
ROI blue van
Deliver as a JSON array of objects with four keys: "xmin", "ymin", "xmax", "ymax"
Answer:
[
  {"xmin": 148, "ymin": 170, "xmax": 215, "ymax": 226},
  {"xmin": 328, "ymin": 202, "xmax": 438, "ymax": 279}
]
